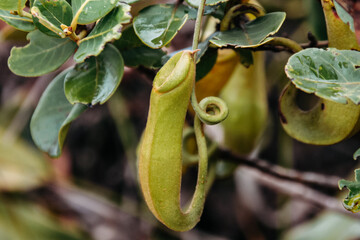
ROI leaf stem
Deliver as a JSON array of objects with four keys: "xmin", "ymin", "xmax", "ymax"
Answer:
[
  {"xmin": 192, "ymin": 0, "xmax": 206, "ymax": 53},
  {"xmin": 17, "ymin": 0, "xmax": 32, "ymax": 19},
  {"xmin": 190, "ymin": 0, "xmax": 229, "ymax": 125},
  {"xmin": 268, "ymin": 37, "xmax": 303, "ymax": 53}
]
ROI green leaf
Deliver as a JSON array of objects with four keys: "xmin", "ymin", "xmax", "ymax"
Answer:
[
  {"xmin": 339, "ymin": 169, "xmax": 360, "ymax": 213},
  {"xmin": 133, "ymin": 4, "xmax": 189, "ymax": 49},
  {"xmin": 0, "ymin": 0, "xmax": 26, "ymax": 11},
  {"xmin": 31, "ymin": 0, "xmax": 73, "ymax": 38},
  {"xmin": 30, "ymin": 69, "xmax": 87, "ymax": 158},
  {"xmin": 114, "ymin": 26, "xmax": 166, "ymax": 68},
  {"xmin": 122, "ymin": 0, "xmax": 140, "ymax": 3},
  {"xmin": 334, "ymin": 0, "xmax": 355, "ymax": 32},
  {"xmin": 195, "ymin": 46, "xmax": 218, "ymax": 81},
  {"xmin": 8, "ymin": 30, "xmax": 77, "ymax": 77},
  {"xmin": 72, "ymin": 0, "xmax": 118, "ymax": 25},
  {"xmin": 354, "ymin": 148, "xmax": 360, "ymax": 160},
  {"xmin": 74, "ymin": 3, "xmax": 131, "ymax": 63},
  {"xmin": 185, "ymin": 0, "xmax": 228, "ymax": 8},
  {"xmin": 0, "ymin": 137, "xmax": 51, "ymax": 191},
  {"xmin": 210, "ymin": 12, "xmax": 286, "ymax": 48},
  {"xmin": 285, "ymin": 48, "xmax": 360, "ymax": 105},
  {"xmin": 0, "ymin": 10, "xmax": 35, "ymax": 32},
  {"xmin": 65, "ymin": 44, "xmax": 124, "ymax": 105}
]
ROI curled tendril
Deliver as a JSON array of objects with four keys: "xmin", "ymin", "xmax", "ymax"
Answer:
[
  {"xmin": 191, "ymin": 89, "xmax": 229, "ymax": 125},
  {"xmin": 220, "ymin": 3, "xmax": 265, "ymax": 31}
]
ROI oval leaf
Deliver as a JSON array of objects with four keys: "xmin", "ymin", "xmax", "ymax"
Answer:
[
  {"xmin": 30, "ymin": 69, "xmax": 87, "ymax": 158},
  {"xmin": 31, "ymin": 0, "xmax": 73, "ymax": 38},
  {"xmin": 339, "ymin": 169, "xmax": 360, "ymax": 213},
  {"xmin": 210, "ymin": 12, "xmax": 286, "ymax": 48},
  {"xmin": 0, "ymin": 0, "xmax": 26, "ymax": 11},
  {"xmin": 354, "ymin": 147, "xmax": 360, "ymax": 160},
  {"xmin": 74, "ymin": 3, "xmax": 131, "ymax": 63},
  {"xmin": 133, "ymin": 4, "xmax": 189, "ymax": 49},
  {"xmin": 8, "ymin": 30, "xmax": 77, "ymax": 77},
  {"xmin": 72, "ymin": 0, "xmax": 118, "ymax": 25},
  {"xmin": 65, "ymin": 44, "xmax": 124, "ymax": 105},
  {"xmin": 114, "ymin": 26, "xmax": 166, "ymax": 68},
  {"xmin": 185, "ymin": 0, "xmax": 228, "ymax": 8},
  {"xmin": 0, "ymin": 10, "xmax": 35, "ymax": 32},
  {"xmin": 285, "ymin": 48, "xmax": 360, "ymax": 105}
]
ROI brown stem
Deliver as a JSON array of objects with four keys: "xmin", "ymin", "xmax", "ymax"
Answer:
[
  {"xmin": 218, "ymin": 148, "xmax": 340, "ymax": 190},
  {"xmin": 237, "ymin": 166, "xmax": 357, "ymax": 218}
]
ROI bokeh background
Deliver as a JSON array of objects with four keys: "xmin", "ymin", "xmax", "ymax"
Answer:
[{"xmin": 1, "ymin": 0, "xmax": 360, "ymax": 239}]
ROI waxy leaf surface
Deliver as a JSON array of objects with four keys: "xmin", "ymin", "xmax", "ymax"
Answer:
[
  {"xmin": 0, "ymin": 10, "xmax": 35, "ymax": 32},
  {"xmin": 114, "ymin": 26, "xmax": 166, "ymax": 68},
  {"xmin": 72, "ymin": 0, "xmax": 118, "ymax": 24},
  {"xmin": 133, "ymin": 4, "xmax": 189, "ymax": 49},
  {"xmin": 31, "ymin": 0, "xmax": 72, "ymax": 38},
  {"xmin": 65, "ymin": 44, "xmax": 124, "ymax": 105},
  {"xmin": 8, "ymin": 30, "xmax": 77, "ymax": 77},
  {"xmin": 339, "ymin": 169, "xmax": 360, "ymax": 213},
  {"xmin": 285, "ymin": 48, "xmax": 360, "ymax": 105},
  {"xmin": 185, "ymin": 0, "xmax": 227, "ymax": 8},
  {"xmin": 210, "ymin": 12, "xmax": 286, "ymax": 48},
  {"xmin": 74, "ymin": 4, "xmax": 131, "ymax": 63},
  {"xmin": 30, "ymin": 69, "xmax": 87, "ymax": 158}
]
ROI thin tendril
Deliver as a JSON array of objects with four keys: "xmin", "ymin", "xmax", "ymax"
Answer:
[{"xmin": 190, "ymin": 0, "xmax": 229, "ymax": 125}]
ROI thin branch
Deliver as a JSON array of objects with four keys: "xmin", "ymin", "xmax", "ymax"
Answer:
[
  {"xmin": 267, "ymin": 37, "xmax": 303, "ymax": 53},
  {"xmin": 236, "ymin": 166, "xmax": 358, "ymax": 218},
  {"xmin": 218, "ymin": 148, "xmax": 340, "ymax": 190}
]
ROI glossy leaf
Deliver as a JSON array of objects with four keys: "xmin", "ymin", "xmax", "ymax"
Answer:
[
  {"xmin": 30, "ymin": 69, "xmax": 87, "ymax": 158},
  {"xmin": 74, "ymin": 3, "xmax": 131, "ymax": 63},
  {"xmin": 133, "ymin": 4, "xmax": 189, "ymax": 49},
  {"xmin": 65, "ymin": 44, "xmax": 124, "ymax": 105},
  {"xmin": 122, "ymin": 0, "xmax": 140, "ymax": 3},
  {"xmin": 339, "ymin": 169, "xmax": 360, "ymax": 213},
  {"xmin": 0, "ymin": 10, "xmax": 35, "ymax": 32},
  {"xmin": 354, "ymin": 147, "xmax": 360, "ymax": 160},
  {"xmin": 8, "ymin": 30, "xmax": 77, "ymax": 77},
  {"xmin": 72, "ymin": 0, "xmax": 118, "ymax": 25},
  {"xmin": 195, "ymin": 47, "xmax": 218, "ymax": 81},
  {"xmin": 31, "ymin": 0, "xmax": 73, "ymax": 38},
  {"xmin": 210, "ymin": 12, "xmax": 286, "ymax": 48},
  {"xmin": 185, "ymin": 0, "xmax": 228, "ymax": 8},
  {"xmin": 0, "ymin": 0, "xmax": 26, "ymax": 11},
  {"xmin": 114, "ymin": 26, "xmax": 166, "ymax": 68},
  {"xmin": 285, "ymin": 48, "xmax": 360, "ymax": 105},
  {"xmin": 0, "ymin": 136, "xmax": 51, "ymax": 191}
]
